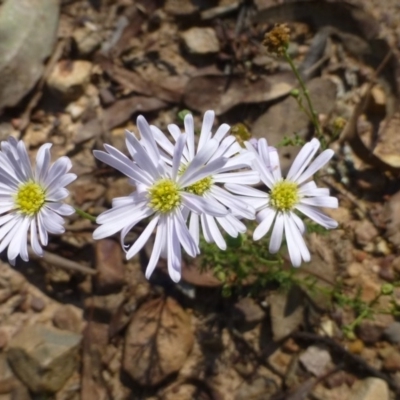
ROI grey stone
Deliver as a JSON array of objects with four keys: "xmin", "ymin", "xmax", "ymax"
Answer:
[
  {"xmin": 299, "ymin": 346, "xmax": 332, "ymax": 376},
  {"xmin": 181, "ymin": 27, "xmax": 220, "ymax": 54},
  {"xmin": 7, "ymin": 324, "xmax": 82, "ymax": 393},
  {"xmin": 384, "ymin": 321, "xmax": 400, "ymax": 344},
  {"xmin": 269, "ymin": 286, "xmax": 304, "ymax": 341},
  {"xmin": 349, "ymin": 377, "xmax": 389, "ymax": 400}
]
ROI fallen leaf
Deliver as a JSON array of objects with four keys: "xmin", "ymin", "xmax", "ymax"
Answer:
[
  {"xmin": 0, "ymin": 0, "xmax": 60, "ymax": 111},
  {"xmin": 374, "ymin": 111, "xmax": 400, "ymax": 168},
  {"xmin": 74, "ymin": 96, "xmax": 167, "ymax": 144},
  {"xmin": 184, "ymin": 72, "xmax": 295, "ymax": 115},
  {"xmin": 123, "ymin": 297, "xmax": 194, "ymax": 386}
]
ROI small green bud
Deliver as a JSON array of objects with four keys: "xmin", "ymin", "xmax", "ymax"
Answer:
[
  {"xmin": 381, "ymin": 283, "xmax": 394, "ymax": 295},
  {"xmin": 177, "ymin": 109, "xmax": 191, "ymax": 122},
  {"xmin": 290, "ymin": 89, "xmax": 300, "ymax": 98},
  {"xmin": 216, "ymin": 270, "xmax": 227, "ymax": 282},
  {"xmin": 343, "ymin": 328, "xmax": 356, "ymax": 341}
]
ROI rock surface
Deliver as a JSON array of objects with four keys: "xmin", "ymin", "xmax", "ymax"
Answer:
[
  {"xmin": 47, "ymin": 60, "xmax": 92, "ymax": 101},
  {"xmin": 269, "ymin": 287, "xmax": 304, "ymax": 341},
  {"xmin": 299, "ymin": 346, "xmax": 332, "ymax": 377},
  {"xmin": 181, "ymin": 27, "xmax": 220, "ymax": 54},
  {"xmin": 349, "ymin": 377, "xmax": 389, "ymax": 400},
  {"xmin": 7, "ymin": 324, "xmax": 82, "ymax": 393}
]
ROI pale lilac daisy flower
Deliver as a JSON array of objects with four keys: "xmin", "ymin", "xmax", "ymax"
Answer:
[
  {"xmin": 0, "ymin": 138, "xmax": 76, "ymax": 264},
  {"xmin": 93, "ymin": 115, "xmax": 229, "ymax": 282},
  {"xmin": 226, "ymin": 138, "xmax": 338, "ymax": 267},
  {"xmin": 150, "ymin": 110, "xmax": 260, "ymax": 250}
]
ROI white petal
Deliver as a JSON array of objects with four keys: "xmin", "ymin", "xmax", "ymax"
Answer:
[
  {"xmin": 167, "ymin": 216, "xmax": 182, "ymax": 282},
  {"xmin": 300, "ymin": 196, "xmax": 338, "ymax": 208},
  {"xmin": 268, "ymin": 148, "xmax": 282, "ymax": 182},
  {"xmin": 46, "ymin": 188, "xmax": 69, "ymax": 202},
  {"xmin": 208, "ymin": 187, "xmax": 254, "ymax": 219},
  {"xmin": 44, "ymin": 157, "xmax": 72, "ymax": 188},
  {"xmin": 172, "ymin": 134, "xmax": 187, "ymax": 180},
  {"xmin": 216, "ymin": 215, "xmax": 243, "ymax": 237},
  {"xmin": 94, "ymin": 206, "xmax": 152, "ymax": 240},
  {"xmin": 126, "ymin": 215, "xmax": 159, "ymax": 259},
  {"xmin": 184, "ymin": 113, "xmax": 195, "ymax": 160},
  {"xmin": 189, "ymin": 212, "xmax": 200, "ymax": 248},
  {"xmin": 204, "ymin": 215, "xmax": 226, "ymax": 250},
  {"xmin": 269, "ymin": 213, "xmax": 284, "ymax": 253},
  {"xmin": 30, "ymin": 218, "xmax": 43, "ymax": 257},
  {"xmin": 45, "ymin": 203, "xmax": 75, "ymax": 216},
  {"xmin": 125, "ymin": 132, "xmax": 162, "ymax": 179},
  {"xmin": 287, "ymin": 138, "xmax": 320, "ymax": 182},
  {"xmin": 35, "ymin": 143, "xmax": 52, "ymax": 183},
  {"xmin": 289, "ymin": 211, "xmax": 306, "ymax": 234},
  {"xmin": 17, "ymin": 141, "xmax": 34, "ymax": 181},
  {"xmin": 179, "ymin": 156, "xmax": 227, "ymax": 188},
  {"xmin": 296, "ymin": 149, "xmax": 334, "ymax": 185},
  {"xmin": 218, "ymin": 151, "xmax": 255, "ymax": 171},
  {"xmin": 7, "ymin": 217, "xmax": 29, "ymax": 262},
  {"xmin": 136, "ymin": 115, "xmax": 161, "ymax": 164},
  {"xmin": 296, "ymin": 204, "xmax": 338, "ymax": 229},
  {"xmin": 40, "ymin": 208, "xmax": 65, "ymax": 234},
  {"xmin": 37, "ymin": 213, "xmax": 48, "ymax": 246},
  {"xmin": 213, "ymin": 171, "xmax": 260, "ymax": 185},
  {"xmin": 145, "ymin": 218, "xmax": 165, "ymax": 279},
  {"xmin": 178, "ymin": 140, "xmax": 218, "ymax": 186},
  {"xmin": 213, "ymin": 123, "xmax": 230, "ymax": 143},
  {"xmin": 200, "ymin": 214, "xmax": 212, "ymax": 243},
  {"xmin": 209, "ymin": 136, "xmax": 236, "ymax": 161},
  {"xmin": 198, "ymin": 110, "xmax": 215, "ymax": 151},
  {"xmin": 182, "ymin": 193, "xmax": 228, "ymax": 217},
  {"xmin": 283, "ymin": 214, "xmax": 302, "ymax": 267},
  {"xmin": 93, "ymin": 150, "xmax": 153, "ymax": 186},
  {"xmin": 225, "ymin": 183, "xmax": 267, "ymax": 198},
  {"xmin": 253, "ymin": 208, "xmax": 276, "ymax": 241},
  {"xmin": 151, "ymin": 125, "xmax": 175, "ymax": 157},
  {"xmin": 173, "ymin": 209, "xmax": 198, "ymax": 257},
  {"xmin": 168, "ymin": 124, "xmax": 182, "ymax": 141}
]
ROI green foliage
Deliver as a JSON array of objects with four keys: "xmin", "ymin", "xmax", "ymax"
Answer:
[
  {"xmin": 199, "ymin": 227, "xmax": 295, "ymax": 296},
  {"xmin": 200, "ymin": 227, "xmax": 400, "ymax": 338},
  {"xmin": 278, "ymin": 133, "xmax": 306, "ymax": 148}
]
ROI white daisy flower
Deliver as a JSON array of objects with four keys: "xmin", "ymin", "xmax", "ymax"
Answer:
[
  {"xmin": 150, "ymin": 110, "xmax": 260, "ymax": 250},
  {"xmin": 0, "ymin": 138, "xmax": 76, "ymax": 264},
  {"xmin": 93, "ymin": 115, "xmax": 230, "ymax": 282},
  {"xmin": 226, "ymin": 138, "xmax": 338, "ymax": 267}
]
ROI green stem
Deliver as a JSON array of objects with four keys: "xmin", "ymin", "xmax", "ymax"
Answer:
[
  {"xmin": 284, "ymin": 50, "xmax": 323, "ymax": 141},
  {"xmin": 74, "ymin": 207, "xmax": 97, "ymax": 223}
]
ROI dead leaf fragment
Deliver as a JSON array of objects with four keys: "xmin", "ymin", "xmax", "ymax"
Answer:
[
  {"xmin": 184, "ymin": 73, "xmax": 295, "ymax": 115},
  {"xmin": 123, "ymin": 297, "xmax": 194, "ymax": 386},
  {"xmin": 374, "ymin": 111, "xmax": 400, "ymax": 168}
]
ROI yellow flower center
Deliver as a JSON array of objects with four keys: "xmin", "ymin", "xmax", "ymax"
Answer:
[
  {"xmin": 148, "ymin": 179, "xmax": 181, "ymax": 213},
  {"xmin": 269, "ymin": 180, "xmax": 299, "ymax": 212},
  {"xmin": 186, "ymin": 176, "xmax": 213, "ymax": 196},
  {"xmin": 15, "ymin": 181, "xmax": 46, "ymax": 216}
]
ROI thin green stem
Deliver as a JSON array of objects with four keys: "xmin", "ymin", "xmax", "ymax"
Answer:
[
  {"xmin": 74, "ymin": 207, "xmax": 97, "ymax": 223},
  {"xmin": 284, "ymin": 50, "xmax": 324, "ymax": 142}
]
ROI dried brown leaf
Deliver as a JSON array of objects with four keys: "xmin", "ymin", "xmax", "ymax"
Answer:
[
  {"xmin": 123, "ymin": 297, "xmax": 194, "ymax": 386},
  {"xmin": 184, "ymin": 73, "xmax": 295, "ymax": 115}
]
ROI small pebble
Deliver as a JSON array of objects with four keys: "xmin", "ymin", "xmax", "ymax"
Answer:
[{"xmin": 30, "ymin": 296, "xmax": 46, "ymax": 312}]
